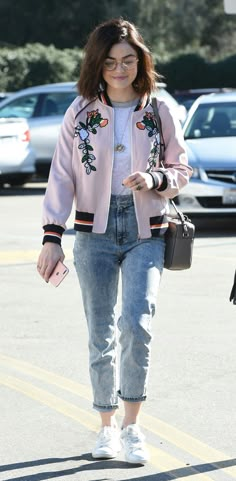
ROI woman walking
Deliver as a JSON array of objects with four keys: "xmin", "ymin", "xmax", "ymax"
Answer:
[{"xmin": 37, "ymin": 17, "xmax": 192, "ymax": 464}]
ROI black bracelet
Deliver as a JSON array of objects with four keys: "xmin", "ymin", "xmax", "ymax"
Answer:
[{"xmin": 149, "ymin": 172, "xmax": 160, "ymax": 190}]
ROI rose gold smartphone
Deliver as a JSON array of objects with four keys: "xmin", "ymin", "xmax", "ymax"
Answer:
[{"xmin": 49, "ymin": 260, "xmax": 69, "ymax": 287}]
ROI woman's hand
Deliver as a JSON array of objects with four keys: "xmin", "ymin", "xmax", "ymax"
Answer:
[
  {"xmin": 123, "ymin": 171, "xmax": 154, "ymax": 192},
  {"xmin": 37, "ymin": 243, "xmax": 65, "ymax": 283}
]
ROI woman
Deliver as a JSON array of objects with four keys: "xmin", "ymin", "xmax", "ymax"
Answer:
[{"xmin": 37, "ymin": 18, "xmax": 192, "ymax": 464}]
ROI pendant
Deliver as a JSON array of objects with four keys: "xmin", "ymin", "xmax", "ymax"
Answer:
[{"xmin": 114, "ymin": 143, "xmax": 125, "ymax": 153}]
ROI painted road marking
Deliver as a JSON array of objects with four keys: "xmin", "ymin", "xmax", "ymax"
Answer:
[
  {"xmin": 0, "ymin": 249, "xmax": 73, "ymax": 265},
  {"xmin": 0, "ymin": 248, "xmax": 234, "ymax": 265},
  {"xmin": 0, "ymin": 354, "xmax": 235, "ymax": 479},
  {"xmin": 0, "ymin": 372, "xmax": 220, "ymax": 480}
]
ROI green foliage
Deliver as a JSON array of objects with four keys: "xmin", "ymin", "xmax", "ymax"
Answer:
[
  {"xmin": 0, "ymin": 48, "xmax": 28, "ymax": 91},
  {"xmin": 136, "ymin": 0, "xmax": 236, "ymax": 59},
  {"xmin": 1, "ymin": 43, "xmax": 236, "ymax": 94},
  {"xmin": 0, "ymin": 0, "xmax": 235, "ymax": 58},
  {"xmin": 158, "ymin": 54, "xmax": 236, "ymax": 92},
  {"xmin": 0, "ymin": 44, "xmax": 84, "ymax": 91},
  {"xmin": 214, "ymin": 55, "xmax": 236, "ymax": 87},
  {"xmin": 159, "ymin": 54, "xmax": 209, "ymax": 92},
  {"xmin": 0, "ymin": 0, "xmax": 236, "ymax": 92}
]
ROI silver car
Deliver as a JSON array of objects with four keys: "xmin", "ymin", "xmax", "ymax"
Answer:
[
  {"xmin": 177, "ymin": 91, "xmax": 236, "ymax": 214},
  {"xmin": 0, "ymin": 118, "xmax": 36, "ymax": 186},
  {"xmin": 0, "ymin": 82, "xmax": 78, "ymax": 177},
  {"xmin": 0, "ymin": 82, "xmax": 185, "ymax": 178}
]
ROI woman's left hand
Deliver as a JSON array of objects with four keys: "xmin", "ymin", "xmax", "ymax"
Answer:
[{"xmin": 122, "ymin": 171, "xmax": 153, "ymax": 192}]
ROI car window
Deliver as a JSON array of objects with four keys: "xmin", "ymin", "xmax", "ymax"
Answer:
[
  {"xmin": 0, "ymin": 94, "xmax": 39, "ymax": 118},
  {"xmin": 40, "ymin": 92, "xmax": 77, "ymax": 117},
  {"xmin": 184, "ymin": 102, "xmax": 236, "ymax": 139}
]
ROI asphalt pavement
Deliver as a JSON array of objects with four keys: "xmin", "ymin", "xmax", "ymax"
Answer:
[{"xmin": 0, "ymin": 183, "xmax": 236, "ymax": 481}]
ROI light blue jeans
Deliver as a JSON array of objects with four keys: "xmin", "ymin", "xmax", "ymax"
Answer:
[{"xmin": 73, "ymin": 195, "xmax": 165, "ymax": 412}]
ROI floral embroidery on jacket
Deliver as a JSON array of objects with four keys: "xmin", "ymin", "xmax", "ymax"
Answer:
[
  {"xmin": 75, "ymin": 109, "xmax": 108, "ymax": 174},
  {"xmin": 136, "ymin": 112, "xmax": 161, "ymax": 171}
]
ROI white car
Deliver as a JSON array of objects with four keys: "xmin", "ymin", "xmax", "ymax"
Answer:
[
  {"xmin": 0, "ymin": 82, "xmax": 185, "ymax": 177},
  {"xmin": 177, "ymin": 91, "xmax": 236, "ymax": 215},
  {"xmin": 0, "ymin": 118, "xmax": 36, "ymax": 186}
]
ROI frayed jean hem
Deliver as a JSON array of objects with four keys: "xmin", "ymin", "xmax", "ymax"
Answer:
[{"xmin": 117, "ymin": 390, "xmax": 147, "ymax": 402}]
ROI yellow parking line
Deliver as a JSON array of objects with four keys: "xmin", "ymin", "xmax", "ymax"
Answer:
[
  {"xmin": 0, "ymin": 249, "xmax": 73, "ymax": 265},
  {"xmin": 0, "ymin": 250, "xmax": 39, "ymax": 264},
  {"xmin": 0, "ymin": 372, "xmax": 97, "ymax": 431},
  {"xmin": 0, "ymin": 353, "xmax": 92, "ymax": 400},
  {"xmin": 0, "ymin": 372, "xmax": 217, "ymax": 479},
  {"xmin": 0, "ymin": 249, "xmax": 233, "ymax": 265},
  {"xmin": 141, "ymin": 413, "xmax": 236, "ymax": 478},
  {"xmin": 0, "ymin": 354, "xmax": 235, "ymax": 479}
]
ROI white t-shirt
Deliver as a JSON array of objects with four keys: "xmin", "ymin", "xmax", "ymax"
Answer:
[{"xmin": 111, "ymin": 99, "xmax": 138, "ymax": 195}]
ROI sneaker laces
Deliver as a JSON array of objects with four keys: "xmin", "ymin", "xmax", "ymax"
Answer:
[
  {"xmin": 98, "ymin": 426, "xmax": 117, "ymax": 446},
  {"xmin": 124, "ymin": 426, "xmax": 145, "ymax": 450}
]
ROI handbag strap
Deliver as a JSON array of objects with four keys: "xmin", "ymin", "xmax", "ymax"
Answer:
[
  {"xmin": 151, "ymin": 97, "xmax": 165, "ymax": 161},
  {"xmin": 151, "ymin": 96, "xmax": 190, "ymax": 237}
]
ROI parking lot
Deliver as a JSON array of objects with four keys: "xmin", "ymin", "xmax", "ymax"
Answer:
[{"xmin": 0, "ymin": 183, "xmax": 235, "ymax": 481}]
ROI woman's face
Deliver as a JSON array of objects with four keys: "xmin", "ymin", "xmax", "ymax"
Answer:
[{"xmin": 102, "ymin": 41, "xmax": 138, "ymax": 94}]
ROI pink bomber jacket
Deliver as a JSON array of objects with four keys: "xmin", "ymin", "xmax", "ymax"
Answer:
[{"xmin": 42, "ymin": 93, "xmax": 192, "ymax": 244}]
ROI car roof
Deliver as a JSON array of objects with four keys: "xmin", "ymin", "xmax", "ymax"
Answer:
[
  {"xmin": 18, "ymin": 82, "xmax": 78, "ymax": 94},
  {"xmin": 196, "ymin": 91, "xmax": 236, "ymax": 104},
  {"xmin": 0, "ymin": 82, "xmax": 79, "ymax": 109},
  {"xmin": 0, "ymin": 82, "xmax": 78, "ymax": 102},
  {"xmin": 6, "ymin": 81, "xmax": 167, "ymax": 96}
]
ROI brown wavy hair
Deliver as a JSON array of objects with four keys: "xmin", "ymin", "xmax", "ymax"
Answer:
[{"xmin": 78, "ymin": 18, "xmax": 160, "ymax": 100}]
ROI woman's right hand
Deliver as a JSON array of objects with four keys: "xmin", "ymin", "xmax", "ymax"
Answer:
[{"xmin": 37, "ymin": 243, "xmax": 65, "ymax": 283}]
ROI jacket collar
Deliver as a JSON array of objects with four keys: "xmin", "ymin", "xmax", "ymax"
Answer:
[{"xmin": 98, "ymin": 90, "xmax": 150, "ymax": 111}]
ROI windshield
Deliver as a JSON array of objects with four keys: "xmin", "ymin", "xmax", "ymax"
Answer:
[
  {"xmin": 0, "ymin": 91, "xmax": 77, "ymax": 119},
  {"xmin": 184, "ymin": 102, "xmax": 236, "ymax": 139}
]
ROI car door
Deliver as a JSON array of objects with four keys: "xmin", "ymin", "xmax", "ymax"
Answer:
[
  {"xmin": 29, "ymin": 91, "xmax": 77, "ymax": 174},
  {"xmin": 0, "ymin": 89, "xmax": 77, "ymax": 176}
]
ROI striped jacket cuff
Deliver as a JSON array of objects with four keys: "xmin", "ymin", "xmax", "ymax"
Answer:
[
  {"xmin": 156, "ymin": 173, "xmax": 168, "ymax": 191},
  {"xmin": 149, "ymin": 172, "xmax": 168, "ymax": 191},
  {"xmin": 42, "ymin": 224, "xmax": 64, "ymax": 245}
]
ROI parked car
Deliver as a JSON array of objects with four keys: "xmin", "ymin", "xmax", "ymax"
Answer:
[
  {"xmin": 176, "ymin": 91, "xmax": 236, "ymax": 214},
  {"xmin": 0, "ymin": 82, "xmax": 78, "ymax": 176},
  {"xmin": 157, "ymin": 83, "xmax": 187, "ymax": 123},
  {"xmin": 0, "ymin": 92, "xmax": 12, "ymax": 103},
  {"xmin": 0, "ymin": 118, "xmax": 36, "ymax": 186},
  {"xmin": 173, "ymin": 88, "xmax": 233, "ymax": 112},
  {"xmin": 0, "ymin": 82, "xmax": 186, "ymax": 177}
]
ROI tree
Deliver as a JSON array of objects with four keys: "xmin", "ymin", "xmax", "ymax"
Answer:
[
  {"xmin": 136, "ymin": 0, "xmax": 236, "ymax": 58},
  {"xmin": 0, "ymin": 0, "xmax": 109, "ymax": 48},
  {"xmin": 0, "ymin": 0, "xmax": 235, "ymax": 58}
]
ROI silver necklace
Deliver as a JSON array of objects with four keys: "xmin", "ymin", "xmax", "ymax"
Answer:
[{"xmin": 114, "ymin": 107, "xmax": 133, "ymax": 153}]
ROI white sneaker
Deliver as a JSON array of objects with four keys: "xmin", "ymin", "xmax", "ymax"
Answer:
[
  {"xmin": 92, "ymin": 426, "xmax": 121, "ymax": 459},
  {"xmin": 120, "ymin": 424, "xmax": 149, "ymax": 464}
]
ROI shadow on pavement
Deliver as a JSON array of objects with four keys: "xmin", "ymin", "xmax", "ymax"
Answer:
[
  {"xmin": 0, "ymin": 185, "xmax": 46, "ymax": 196},
  {"xmin": 0, "ymin": 453, "xmax": 140, "ymax": 481},
  {"xmin": 1, "ymin": 454, "xmax": 236, "ymax": 481},
  {"xmin": 190, "ymin": 215, "xmax": 236, "ymax": 238},
  {"xmin": 119, "ymin": 457, "xmax": 236, "ymax": 480}
]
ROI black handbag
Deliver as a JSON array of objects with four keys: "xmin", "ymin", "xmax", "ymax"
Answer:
[
  {"xmin": 152, "ymin": 97, "xmax": 195, "ymax": 270},
  {"xmin": 164, "ymin": 200, "xmax": 195, "ymax": 270}
]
